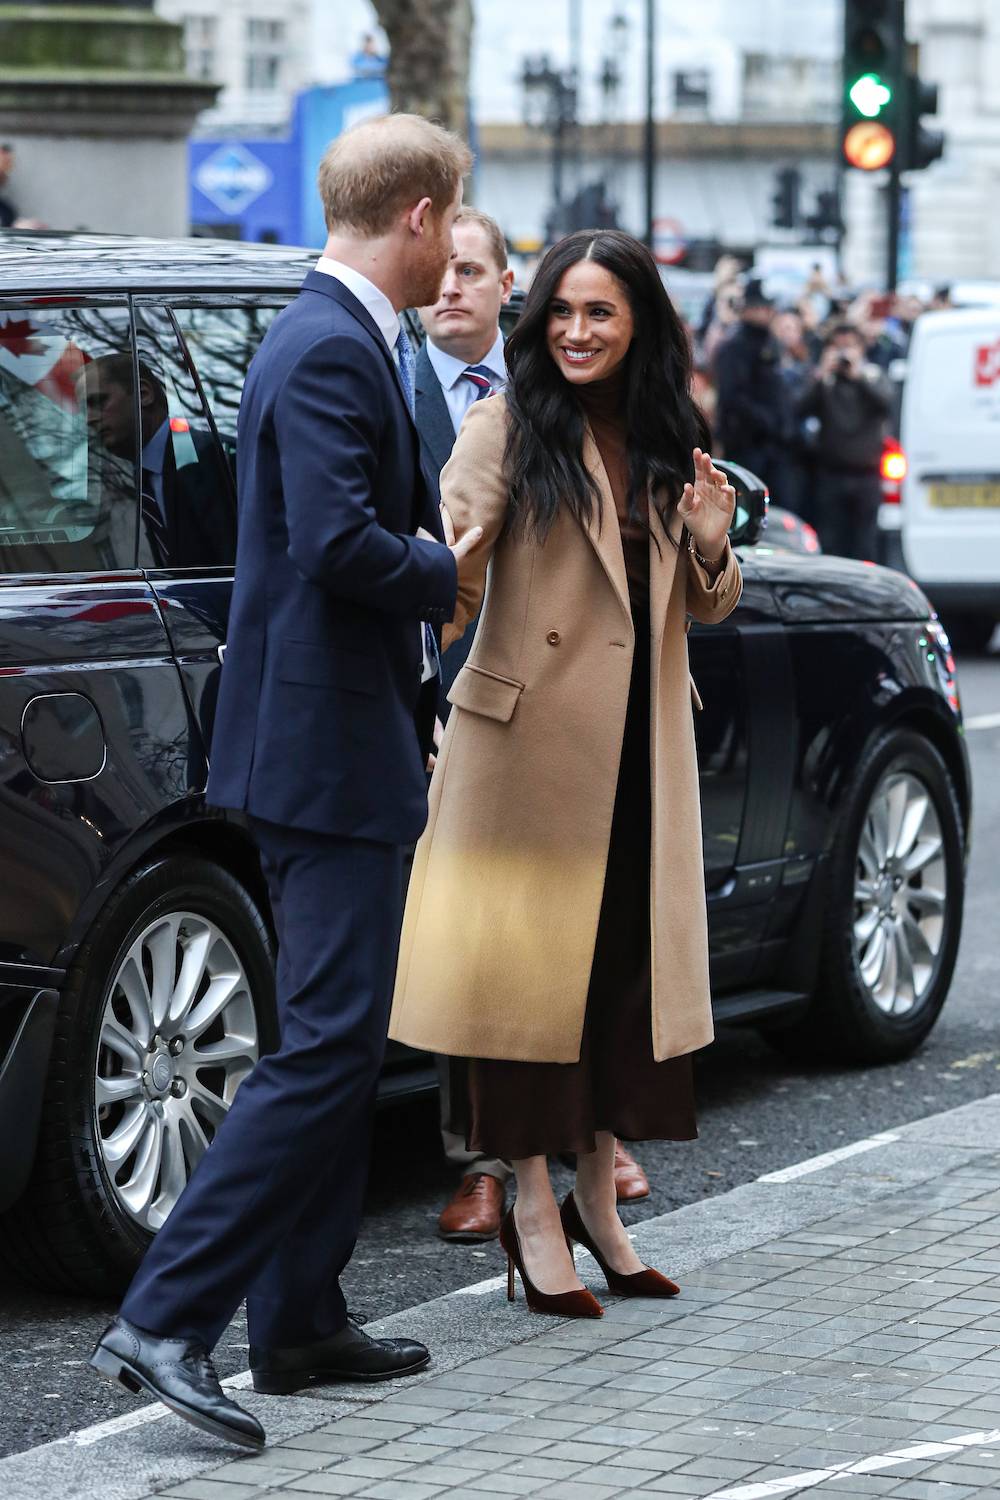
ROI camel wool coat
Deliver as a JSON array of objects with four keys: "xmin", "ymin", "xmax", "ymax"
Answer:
[{"xmin": 388, "ymin": 394, "xmax": 742, "ymax": 1065}]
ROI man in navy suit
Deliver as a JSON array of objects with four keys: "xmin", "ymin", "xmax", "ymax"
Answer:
[{"xmin": 89, "ymin": 114, "xmax": 479, "ymax": 1451}]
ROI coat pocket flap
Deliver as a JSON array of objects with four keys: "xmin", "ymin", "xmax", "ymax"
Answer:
[
  {"xmin": 448, "ymin": 664, "xmax": 524, "ymax": 723},
  {"xmin": 278, "ymin": 640, "xmax": 377, "ymax": 696}
]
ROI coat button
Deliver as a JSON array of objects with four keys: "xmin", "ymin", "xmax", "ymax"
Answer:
[{"xmin": 546, "ymin": 630, "xmax": 561, "ymax": 646}]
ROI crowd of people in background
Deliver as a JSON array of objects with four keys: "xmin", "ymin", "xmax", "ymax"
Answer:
[{"xmin": 688, "ymin": 258, "xmax": 953, "ymax": 562}]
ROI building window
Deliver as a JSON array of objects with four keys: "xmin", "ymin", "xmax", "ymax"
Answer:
[
  {"xmin": 673, "ymin": 69, "xmax": 711, "ymax": 114},
  {"xmin": 182, "ymin": 14, "xmax": 217, "ymax": 82},
  {"xmin": 245, "ymin": 17, "xmax": 286, "ymax": 92}
]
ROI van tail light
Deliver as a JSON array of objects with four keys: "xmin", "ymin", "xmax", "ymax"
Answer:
[{"xmin": 880, "ymin": 440, "xmax": 906, "ymax": 502}]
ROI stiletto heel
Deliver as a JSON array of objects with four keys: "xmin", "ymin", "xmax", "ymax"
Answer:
[
  {"xmin": 560, "ymin": 1192, "xmax": 680, "ymax": 1299},
  {"xmin": 498, "ymin": 1207, "xmax": 603, "ymax": 1318}
]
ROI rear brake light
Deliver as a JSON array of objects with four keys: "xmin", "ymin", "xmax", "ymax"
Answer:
[{"xmin": 881, "ymin": 447, "xmax": 907, "ymax": 482}]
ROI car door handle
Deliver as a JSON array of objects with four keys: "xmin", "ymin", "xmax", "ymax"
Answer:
[{"xmin": 217, "ymin": 643, "xmax": 227, "ymax": 664}]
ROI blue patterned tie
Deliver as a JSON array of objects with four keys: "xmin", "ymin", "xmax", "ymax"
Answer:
[
  {"xmin": 462, "ymin": 363, "xmax": 495, "ymax": 401},
  {"xmin": 395, "ymin": 328, "xmax": 416, "ymax": 417}
]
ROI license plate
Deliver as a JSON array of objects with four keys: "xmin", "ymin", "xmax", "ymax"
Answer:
[{"xmin": 928, "ymin": 481, "xmax": 1000, "ymax": 508}]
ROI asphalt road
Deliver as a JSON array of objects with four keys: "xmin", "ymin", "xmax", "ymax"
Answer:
[{"xmin": 3, "ymin": 647, "xmax": 1000, "ymax": 1463}]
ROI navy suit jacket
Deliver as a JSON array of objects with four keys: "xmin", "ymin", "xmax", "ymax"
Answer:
[{"xmin": 207, "ymin": 271, "xmax": 457, "ymax": 844}]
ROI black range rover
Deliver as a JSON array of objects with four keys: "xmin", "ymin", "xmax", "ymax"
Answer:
[{"xmin": 0, "ymin": 233, "xmax": 970, "ymax": 1296}]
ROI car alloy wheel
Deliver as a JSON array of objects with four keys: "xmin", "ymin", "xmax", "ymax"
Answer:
[
  {"xmin": 95, "ymin": 909, "xmax": 260, "ymax": 1231},
  {"xmin": 853, "ymin": 770, "xmax": 947, "ymax": 1018}
]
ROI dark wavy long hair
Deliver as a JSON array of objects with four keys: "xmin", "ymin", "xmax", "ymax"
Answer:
[{"xmin": 503, "ymin": 229, "xmax": 710, "ymax": 543}]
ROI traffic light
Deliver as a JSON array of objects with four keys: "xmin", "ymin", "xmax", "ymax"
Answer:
[
  {"xmin": 903, "ymin": 71, "xmax": 945, "ymax": 171},
  {"xmin": 842, "ymin": 0, "xmax": 904, "ymax": 171},
  {"xmin": 804, "ymin": 189, "xmax": 843, "ymax": 237},
  {"xmin": 771, "ymin": 167, "xmax": 801, "ymax": 230}
]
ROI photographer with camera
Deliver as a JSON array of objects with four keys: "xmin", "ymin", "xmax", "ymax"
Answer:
[{"xmin": 798, "ymin": 322, "xmax": 891, "ymax": 562}]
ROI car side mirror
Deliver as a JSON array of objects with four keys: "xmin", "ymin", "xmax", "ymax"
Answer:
[{"xmin": 714, "ymin": 459, "xmax": 768, "ymax": 548}]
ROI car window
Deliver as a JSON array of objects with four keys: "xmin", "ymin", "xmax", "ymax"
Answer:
[
  {"xmin": 170, "ymin": 303, "xmax": 284, "ymax": 475},
  {"xmin": 0, "ymin": 301, "xmax": 138, "ymax": 574},
  {"xmin": 133, "ymin": 305, "xmax": 237, "ymax": 570}
]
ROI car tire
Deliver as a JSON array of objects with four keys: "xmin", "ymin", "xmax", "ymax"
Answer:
[
  {"xmin": 767, "ymin": 728, "xmax": 965, "ymax": 1065},
  {"xmin": 0, "ymin": 854, "xmax": 275, "ymax": 1296}
]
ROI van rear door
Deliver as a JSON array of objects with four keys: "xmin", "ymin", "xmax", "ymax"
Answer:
[{"xmin": 901, "ymin": 308, "xmax": 1000, "ymax": 601}]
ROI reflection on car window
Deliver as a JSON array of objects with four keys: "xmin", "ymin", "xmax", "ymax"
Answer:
[
  {"xmin": 0, "ymin": 302, "xmax": 137, "ymax": 574},
  {"xmin": 133, "ymin": 306, "xmax": 237, "ymax": 570},
  {"xmin": 171, "ymin": 304, "xmax": 284, "ymax": 476}
]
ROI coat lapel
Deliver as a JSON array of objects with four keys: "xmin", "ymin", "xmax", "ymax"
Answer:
[
  {"xmin": 414, "ymin": 343, "xmax": 457, "ymax": 476},
  {"xmin": 300, "ymin": 269, "xmax": 415, "ymax": 430},
  {"xmin": 580, "ymin": 422, "xmax": 632, "ymax": 628}
]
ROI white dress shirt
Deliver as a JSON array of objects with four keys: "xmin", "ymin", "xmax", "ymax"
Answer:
[
  {"xmin": 313, "ymin": 256, "xmax": 436, "ymax": 685},
  {"xmin": 314, "ymin": 256, "xmax": 400, "ymax": 360},
  {"xmin": 425, "ymin": 329, "xmax": 507, "ymax": 436}
]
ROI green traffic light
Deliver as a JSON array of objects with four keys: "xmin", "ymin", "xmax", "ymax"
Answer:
[{"xmin": 849, "ymin": 72, "xmax": 893, "ymax": 118}]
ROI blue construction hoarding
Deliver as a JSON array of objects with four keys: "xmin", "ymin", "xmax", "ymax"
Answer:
[{"xmin": 189, "ymin": 77, "xmax": 389, "ymax": 248}]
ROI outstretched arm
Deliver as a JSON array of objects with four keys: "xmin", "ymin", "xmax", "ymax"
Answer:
[{"xmin": 275, "ymin": 333, "xmax": 457, "ymax": 619}]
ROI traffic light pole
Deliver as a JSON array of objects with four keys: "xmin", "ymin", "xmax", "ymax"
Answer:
[
  {"xmin": 644, "ymin": 0, "xmax": 655, "ymax": 249},
  {"xmin": 886, "ymin": 155, "xmax": 901, "ymax": 292}
]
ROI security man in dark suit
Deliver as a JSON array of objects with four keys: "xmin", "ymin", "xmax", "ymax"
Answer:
[
  {"xmin": 78, "ymin": 353, "xmax": 236, "ymax": 570},
  {"xmin": 89, "ymin": 114, "xmax": 479, "ymax": 1452}
]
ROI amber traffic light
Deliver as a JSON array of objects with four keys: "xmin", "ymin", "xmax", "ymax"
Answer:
[{"xmin": 842, "ymin": 0, "xmax": 903, "ymax": 171}]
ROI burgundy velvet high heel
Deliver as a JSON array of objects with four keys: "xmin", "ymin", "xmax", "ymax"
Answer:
[
  {"xmin": 499, "ymin": 1207, "xmax": 603, "ymax": 1318},
  {"xmin": 560, "ymin": 1192, "xmax": 680, "ymax": 1298}
]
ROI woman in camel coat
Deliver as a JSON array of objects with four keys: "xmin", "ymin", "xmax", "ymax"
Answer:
[{"xmin": 389, "ymin": 229, "xmax": 742, "ymax": 1317}]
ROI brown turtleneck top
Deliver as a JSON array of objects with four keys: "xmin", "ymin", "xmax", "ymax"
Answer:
[{"xmin": 575, "ymin": 367, "xmax": 650, "ymax": 613}]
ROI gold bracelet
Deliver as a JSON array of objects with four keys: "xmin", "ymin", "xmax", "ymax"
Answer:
[{"xmin": 688, "ymin": 533, "xmax": 724, "ymax": 569}]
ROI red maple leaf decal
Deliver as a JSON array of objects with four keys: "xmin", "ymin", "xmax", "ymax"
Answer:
[{"xmin": 0, "ymin": 317, "xmax": 45, "ymax": 358}]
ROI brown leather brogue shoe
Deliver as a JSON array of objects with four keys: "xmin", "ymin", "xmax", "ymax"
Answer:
[
  {"xmin": 613, "ymin": 1143, "xmax": 650, "ymax": 1203},
  {"xmin": 438, "ymin": 1173, "xmax": 506, "ymax": 1242}
]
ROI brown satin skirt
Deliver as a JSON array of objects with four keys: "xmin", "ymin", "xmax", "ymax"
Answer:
[{"xmin": 448, "ymin": 603, "xmax": 698, "ymax": 1159}]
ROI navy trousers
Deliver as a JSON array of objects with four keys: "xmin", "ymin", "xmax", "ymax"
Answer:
[{"xmin": 119, "ymin": 818, "xmax": 403, "ymax": 1352}]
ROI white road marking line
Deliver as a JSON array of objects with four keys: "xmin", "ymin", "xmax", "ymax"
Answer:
[
  {"xmin": 705, "ymin": 1427, "xmax": 1000, "ymax": 1499},
  {"xmin": 756, "ymin": 1132, "xmax": 899, "ymax": 1183},
  {"xmin": 454, "ymin": 1273, "xmax": 507, "ymax": 1297},
  {"xmin": 34, "ymin": 1367, "xmax": 254, "ymax": 1450},
  {"xmin": 964, "ymin": 710, "xmax": 1000, "ymax": 730}
]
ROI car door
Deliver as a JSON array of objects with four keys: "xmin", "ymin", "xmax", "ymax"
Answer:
[
  {"xmin": 132, "ymin": 297, "xmax": 287, "ymax": 776},
  {"xmin": 692, "ymin": 551, "xmax": 796, "ymax": 998},
  {"xmin": 0, "ymin": 296, "xmax": 196, "ymax": 975}
]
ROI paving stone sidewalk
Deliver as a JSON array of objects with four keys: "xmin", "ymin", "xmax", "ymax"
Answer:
[{"xmin": 6, "ymin": 1095, "xmax": 1000, "ymax": 1500}]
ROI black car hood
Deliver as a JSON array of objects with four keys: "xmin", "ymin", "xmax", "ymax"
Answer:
[{"xmin": 746, "ymin": 548, "xmax": 932, "ymax": 624}]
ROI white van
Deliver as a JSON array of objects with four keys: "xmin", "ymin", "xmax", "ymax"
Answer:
[{"xmin": 900, "ymin": 306, "xmax": 1000, "ymax": 650}]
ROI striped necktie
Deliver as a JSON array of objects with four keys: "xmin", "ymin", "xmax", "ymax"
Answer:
[{"xmin": 462, "ymin": 364, "xmax": 495, "ymax": 401}]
